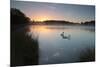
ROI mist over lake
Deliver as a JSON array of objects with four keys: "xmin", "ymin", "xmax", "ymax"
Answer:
[{"xmin": 26, "ymin": 25, "xmax": 95, "ymax": 64}]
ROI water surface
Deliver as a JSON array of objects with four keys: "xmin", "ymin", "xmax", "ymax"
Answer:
[{"xmin": 27, "ymin": 25, "xmax": 95, "ymax": 64}]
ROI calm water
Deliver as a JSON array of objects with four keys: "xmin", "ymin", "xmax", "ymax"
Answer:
[{"xmin": 27, "ymin": 25, "xmax": 95, "ymax": 64}]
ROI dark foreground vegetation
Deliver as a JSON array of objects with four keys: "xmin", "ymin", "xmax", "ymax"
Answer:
[
  {"xmin": 79, "ymin": 47, "xmax": 95, "ymax": 62},
  {"xmin": 11, "ymin": 8, "xmax": 39, "ymax": 66},
  {"xmin": 11, "ymin": 29, "xmax": 39, "ymax": 66}
]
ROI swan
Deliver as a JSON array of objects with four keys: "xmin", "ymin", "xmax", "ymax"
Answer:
[
  {"xmin": 60, "ymin": 32, "xmax": 64, "ymax": 36},
  {"xmin": 60, "ymin": 32, "xmax": 71, "ymax": 40},
  {"xmin": 62, "ymin": 35, "xmax": 70, "ymax": 39}
]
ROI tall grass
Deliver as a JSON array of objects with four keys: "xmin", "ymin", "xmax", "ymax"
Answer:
[
  {"xmin": 11, "ymin": 27, "xmax": 39, "ymax": 66},
  {"xmin": 79, "ymin": 47, "xmax": 95, "ymax": 62}
]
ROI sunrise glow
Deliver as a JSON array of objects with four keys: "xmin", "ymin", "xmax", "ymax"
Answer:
[
  {"xmin": 30, "ymin": 13, "xmax": 54, "ymax": 22},
  {"xmin": 33, "ymin": 16, "xmax": 50, "ymax": 22},
  {"xmin": 11, "ymin": 1, "xmax": 95, "ymax": 23}
]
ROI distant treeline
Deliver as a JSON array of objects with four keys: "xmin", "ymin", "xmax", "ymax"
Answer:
[
  {"xmin": 11, "ymin": 8, "xmax": 95, "ymax": 26},
  {"xmin": 31, "ymin": 20, "xmax": 95, "ymax": 26},
  {"xmin": 31, "ymin": 20, "xmax": 79, "ymax": 25},
  {"xmin": 81, "ymin": 21, "xmax": 95, "ymax": 26}
]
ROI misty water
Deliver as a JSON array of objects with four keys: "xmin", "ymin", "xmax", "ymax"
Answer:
[{"xmin": 27, "ymin": 25, "xmax": 95, "ymax": 64}]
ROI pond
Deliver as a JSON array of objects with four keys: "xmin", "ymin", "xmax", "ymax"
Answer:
[{"xmin": 26, "ymin": 25, "xmax": 95, "ymax": 64}]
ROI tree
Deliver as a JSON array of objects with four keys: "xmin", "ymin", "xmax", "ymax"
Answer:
[{"xmin": 11, "ymin": 8, "xmax": 30, "ymax": 24}]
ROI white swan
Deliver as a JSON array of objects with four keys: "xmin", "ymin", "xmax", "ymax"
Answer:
[{"xmin": 60, "ymin": 32, "xmax": 71, "ymax": 40}]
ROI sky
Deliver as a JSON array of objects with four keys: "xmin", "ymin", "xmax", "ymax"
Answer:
[{"xmin": 11, "ymin": 1, "xmax": 95, "ymax": 23}]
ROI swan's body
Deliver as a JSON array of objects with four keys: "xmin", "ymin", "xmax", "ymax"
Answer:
[{"xmin": 60, "ymin": 32, "xmax": 71, "ymax": 40}]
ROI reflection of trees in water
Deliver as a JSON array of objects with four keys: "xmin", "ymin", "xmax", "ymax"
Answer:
[
  {"xmin": 11, "ymin": 8, "xmax": 39, "ymax": 66},
  {"xmin": 82, "ymin": 27, "xmax": 94, "ymax": 33},
  {"xmin": 11, "ymin": 27, "xmax": 39, "ymax": 66},
  {"xmin": 45, "ymin": 25, "xmax": 95, "ymax": 33}
]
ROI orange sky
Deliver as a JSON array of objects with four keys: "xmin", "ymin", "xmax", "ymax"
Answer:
[{"xmin": 11, "ymin": 1, "xmax": 95, "ymax": 23}]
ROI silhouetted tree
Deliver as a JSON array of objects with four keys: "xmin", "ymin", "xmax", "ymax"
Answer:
[{"xmin": 11, "ymin": 8, "xmax": 30, "ymax": 25}]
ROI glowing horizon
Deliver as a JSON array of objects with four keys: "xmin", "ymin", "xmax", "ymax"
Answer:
[
  {"xmin": 11, "ymin": 1, "xmax": 95, "ymax": 23},
  {"xmin": 30, "ymin": 13, "xmax": 53, "ymax": 22}
]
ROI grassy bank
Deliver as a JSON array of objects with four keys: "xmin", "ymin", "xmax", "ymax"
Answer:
[{"xmin": 11, "ymin": 26, "xmax": 39, "ymax": 66}]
